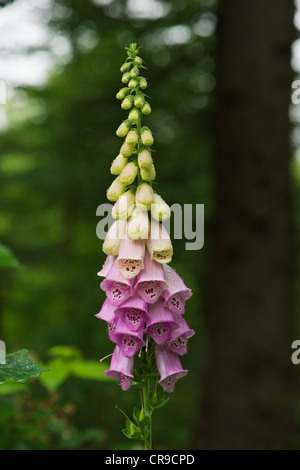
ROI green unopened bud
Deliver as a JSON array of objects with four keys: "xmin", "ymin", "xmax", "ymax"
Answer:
[
  {"xmin": 125, "ymin": 129, "xmax": 139, "ymax": 145},
  {"xmin": 139, "ymin": 77, "xmax": 148, "ymax": 89},
  {"xmin": 128, "ymin": 78, "xmax": 139, "ymax": 89},
  {"xmin": 112, "ymin": 189, "xmax": 135, "ymax": 220},
  {"xmin": 128, "ymin": 108, "xmax": 140, "ymax": 123},
  {"xmin": 135, "ymin": 182, "xmax": 154, "ymax": 210},
  {"xmin": 151, "ymin": 193, "xmax": 171, "ymax": 221},
  {"xmin": 121, "ymin": 95, "xmax": 134, "ymax": 110},
  {"xmin": 141, "ymin": 127, "xmax": 154, "ymax": 146},
  {"xmin": 139, "ymin": 408, "xmax": 146, "ymax": 422},
  {"xmin": 131, "ymin": 66, "xmax": 139, "ymax": 78},
  {"xmin": 116, "ymin": 120, "xmax": 132, "ymax": 137},
  {"xmin": 119, "ymin": 161, "xmax": 138, "ymax": 185},
  {"xmin": 141, "ymin": 101, "xmax": 151, "ymax": 115},
  {"xmin": 116, "ymin": 87, "xmax": 130, "ymax": 100},
  {"xmin": 120, "ymin": 62, "xmax": 131, "ymax": 73},
  {"xmin": 141, "ymin": 163, "xmax": 156, "ymax": 181},
  {"xmin": 138, "ymin": 147, "xmax": 153, "ymax": 169},
  {"xmin": 152, "ymin": 392, "xmax": 158, "ymax": 405},
  {"xmin": 134, "ymin": 56, "xmax": 143, "ymax": 65},
  {"xmin": 107, "ymin": 176, "xmax": 127, "ymax": 202},
  {"xmin": 134, "ymin": 92, "xmax": 145, "ymax": 109},
  {"xmin": 110, "ymin": 154, "xmax": 128, "ymax": 175},
  {"xmin": 120, "ymin": 141, "xmax": 136, "ymax": 157},
  {"xmin": 121, "ymin": 72, "xmax": 131, "ymax": 84}
]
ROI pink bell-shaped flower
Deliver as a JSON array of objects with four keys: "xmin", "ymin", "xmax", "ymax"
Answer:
[
  {"xmin": 134, "ymin": 250, "xmax": 168, "ymax": 304},
  {"xmin": 110, "ymin": 316, "xmax": 145, "ymax": 357},
  {"xmin": 168, "ymin": 315, "xmax": 195, "ymax": 356},
  {"xmin": 95, "ymin": 297, "xmax": 116, "ymax": 323},
  {"xmin": 107, "ymin": 317, "xmax": 117, "ymax": 340},
  {"xmin": 100, "ymin": 263, "xmax": 134, "ymax": 306},
  {"xmin": 104, "ymin": 345, "xmax": 134, "ymax": 391},
  {"xmin": 155, "ymin": 345, "xmax": 188, "ymax": 393},
  {"xmin": 114, "ymin": 296, "xmax": 149, "ymax": 332},
  {"xmin": 146, "ymin": 298, "xmax": 178, "ymax": 345},
  {"xmin": 163, "ymin": 265, "xmax": 192, "ymax": 314},
  {"xmin": 95, "ymin": 298, "xmax": 119, "ymax": 340},
  {"xmin": 97, "ymin": 255, "xmax": 116, "ymax": 278},
  {"xmin": 115, "ymin": 236, "xmax": 145, "ymax": 279}
]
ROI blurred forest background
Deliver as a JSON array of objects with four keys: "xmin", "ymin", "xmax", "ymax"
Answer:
[{"xmin": 0, "ymin": 0, "xmax": 299, "ymax": 450}]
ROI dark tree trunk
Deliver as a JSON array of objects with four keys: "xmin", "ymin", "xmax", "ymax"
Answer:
[{"xmin": 198, "ymin": 0, "xmax": 298, "ymax": 449}]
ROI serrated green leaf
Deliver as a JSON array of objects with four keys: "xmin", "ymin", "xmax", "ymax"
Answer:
[
  {"xmin": 0, "ymin": 349, "xmax": 47, "ymax": 384},
  {"xmin": 130, "ymin": 430, "xmax": 143, "ymax": 440},
  {"xmin": 122, "ymin": 428, "xmax": 132, "ymax": 439},
  {"xmin": 133, "ymin": 407, "xmax": 140, "ymax": 424},
  {"xmin": 122, "ymin": 428, "xmax": 143, "ymax": 440},
  {"xmin": 139, "ymin": 414, "xmax": 150, "ymax": 426},
  {"xmin": 0, "ymin": 244, "xmax": 20, "ymax": 268},
  {"xmin": 153, "ymin": 397, "xmax": 170, "ymax": 410},
  {"xmin": 126, "ymin": 419, "xmax": 132, "ymax": 432}
]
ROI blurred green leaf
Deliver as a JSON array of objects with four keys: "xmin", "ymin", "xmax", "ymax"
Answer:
[
  {"xmin": 38, "ymin": 358, "xmax": 70, "ymax": 392},
  {"xmin": 38, "ymin": 350, "xmax": 111, "ymax": 392},
  {"xmin": 0, "ymin": 379, "xmax": 28, "ymax": 394},
  {"xmin": 69, "ymin": 360, "xmax": 110, "ymax": 382},
  {"xmin": 47, "ymin": 345, "xmax": 82, "ymax": 360},
  {"xmin": 0, "ymin": 244, "xmax": 20, "ymax": 268},
  {"xmin": 60, "ymin": 426, "xmax": 105, "ymax": 449},
  {"xmin": 0, "ymin": 349, "xmax": 47, "ymax": 384}
]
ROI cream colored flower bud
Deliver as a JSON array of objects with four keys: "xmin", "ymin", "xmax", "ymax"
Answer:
[
  {"xmin": 127, "ymin": 206, "xmax": 149, "ymax": 240},
  {"xmin": 147, "ymin": 219, "xmax": 173, "ymax": 264},
  {"xmin": 131, "ymin": 66, "xmax": 139, "ymax": 78},
  {"xmin": 116, "ymin": 120, "xmax": 131, "ymax": 137},
  {"xmin": 102, "ymin": 219, "xmax": 127, "ymax": 256},
  {"xmin": 116, "ymin": 87, "xmax": 129, "ymax": 100},
  {"xmin": 138, "ymin": 148, "xmax": 153, "ymax": 169},
  {"xmin": 141, "ymin": 101, "xmax": 151, "ymax": 115},
  {"xmin": 140, "ymin": 163, "xmax": 156, "ymax": 182},
  {"xmin": 120, "ymin": 62, "xmax": 131, "ymax": 73},
  {"xmin": 139, "ymin": 77, "xmax": 148, "ymax": 89},
  {"xmin": 135, "ymin": 182, "xmax": 154, "ymax": 210},
  {"xmin": 134, "ymin": 56, "xmax": 143, "ymax": 65},
  {"xmin": 121, "ymin": 72, "xmax": 131, "ymax": 84},
  {"xmin": 125, "ymin": 129, "xmax": 139, "ymax": 145},
  {"xmin": 110, "ymin": 154, "xmax": 128, "ymax": 175},
  {"xmin": 119, "ymin": 161, "xmax": 138, "ymax": 185},
  {"xmin": 106, "ymin": 176, "xmax": 127, "ymax": 202},
  {"xmin": 128, "ymin": 79, "xmax": 139, "ymax": 89},
  {"xmin": 128, "ymin": 108, "xmax": 140, "ymax": 123},
  {"xmin": 121, "ymin": 95, "xmax": 134, "ymax": 110},
  {"xmin": 112, "ymin": 189, "xmax": 135, "ymax": 220},
  {"xmin": 120, "ymin": 142, "xmax": 136, "ymax": 157},
  {"xmin": 134, "ymin": 92, "xmax": 145, "ymax": 109},
  {"xmin": 141, "ymin": 127, "xmax": 154, "ymax": 146},
  {"xmin": 151, "ymin": 193, "xmax": 171, "ymax": 222}
]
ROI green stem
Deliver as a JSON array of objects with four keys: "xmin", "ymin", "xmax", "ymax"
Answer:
[
  {"xmin": 142, "ymin": 377, "xmax": 152, "ymax": 450},
  {"xmin": 135, "ymin": 85, "xmax": 143, "ymax": 185}
]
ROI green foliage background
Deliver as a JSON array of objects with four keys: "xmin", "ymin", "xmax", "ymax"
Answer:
[{"xmin": 0, "ymin": 0, "xmax": 216, "ymax": 449}]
